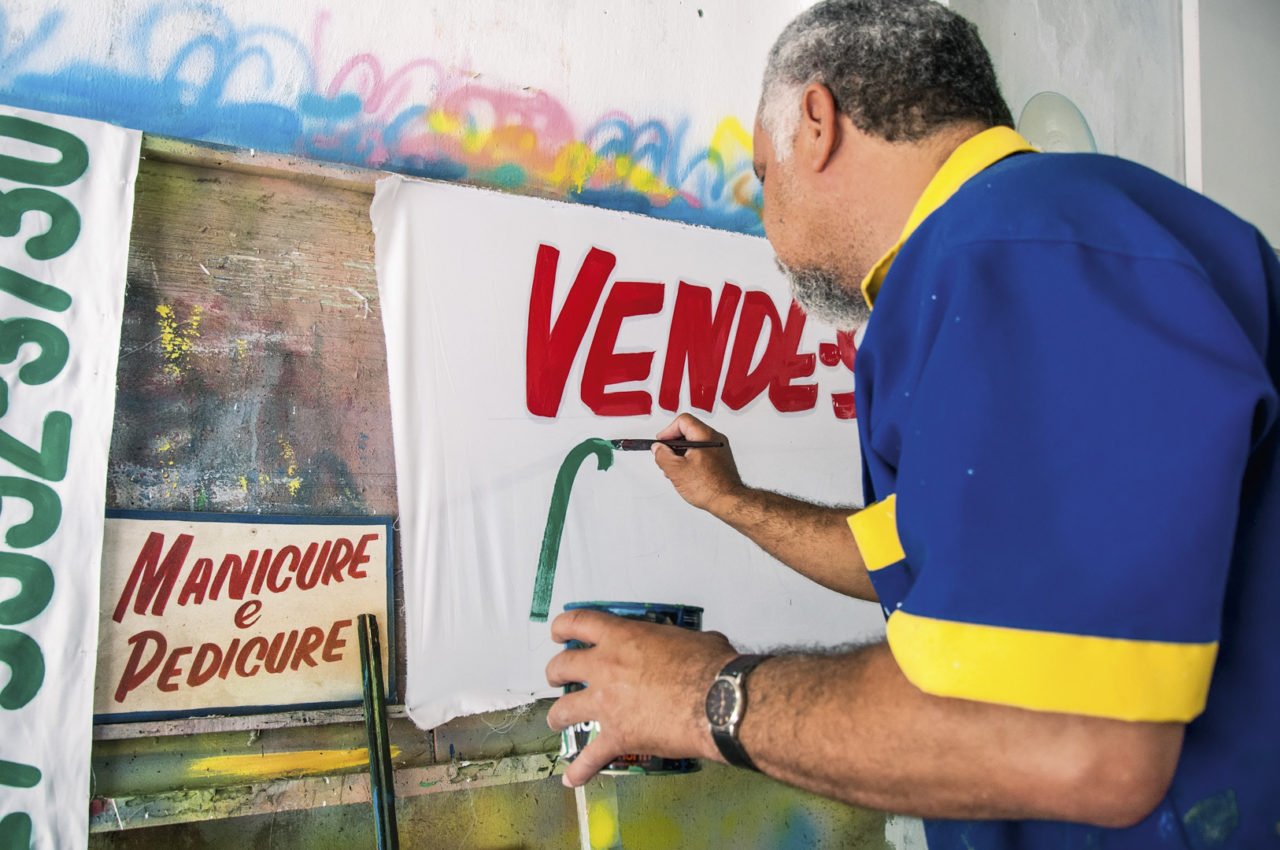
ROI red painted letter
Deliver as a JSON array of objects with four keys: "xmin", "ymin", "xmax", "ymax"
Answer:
[
  {"xmin": 658, "ymin": 282, "xmax": 742, "ymax": 412},
  {"xmin": 580, "ymin": 280, "xmax": 665, "ymax": 416},
  {"xmin": 112, "ymin": 533, "xmax": 194, "ymax": 623},
  {"xmin": 820, "ymin": 329, "xmax": 859, "ymax": 419},
  {"xmin": 114, "ymin": 630, "xmax": 166, "ymax": 703},
  {"xmin": 721, "ymin": 294, "xmax": 818, "ymax": 412},
  {"xmin": 526, "ymin": 245, "xmax": 616, "ymax": 417}
]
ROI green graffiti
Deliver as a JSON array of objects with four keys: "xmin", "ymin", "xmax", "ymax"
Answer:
[
  {"xmin": 0, "ymin": 476, "xmax": 61, "ymax": 549},
  {"xmin": 0, "ymin": 266, "xmax": 71, "ymax": 313},
  {"xmin": 0, "ymin": 187, "xmax": 81, "ymax": 261},
  {"xmin": 0, "ymin": 413, "xmax": 71, "ymax": 482},
  {"xmin": 0, "ymin": 553, "xmax": 53, "ymax": 626},
  {"xmin": 0, "ymin": 116, "xmax": 89, "ymax": 187},
  {"xmin": 0, "ymin": 628, "xmax": 44, "ymax": 710},
  {"xmin": 0, "ymin": 318, "xmax": 70, "ymax": 415},
  {"xmin": 0, "ymin": 760, "xmax": 40, "ymax": 789},
  {"xmin": 0, "ymin": 813, "xmax": 32, "ymax": 850},
  {"xmin": 530, "ymin": 438, "xmax": 614, "ymax": 622}
]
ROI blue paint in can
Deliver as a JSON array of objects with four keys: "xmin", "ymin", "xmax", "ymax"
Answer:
[{"xmin": 561, "ymin": 601, "xmax": 703, "ymax": 775}]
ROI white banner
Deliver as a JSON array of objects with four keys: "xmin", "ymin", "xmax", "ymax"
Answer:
[
  {"xmin": 0, "ymin": 106, "xmax": 138, "ymax": 848},
  {"xmin": 373, "ymin": 178, "xmax": 886, "ymax": 731}
]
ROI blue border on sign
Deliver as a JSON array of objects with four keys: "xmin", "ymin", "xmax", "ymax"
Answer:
[{"xmin": 94, "ymin": 509, "xmax": 397, "ymax": 725}]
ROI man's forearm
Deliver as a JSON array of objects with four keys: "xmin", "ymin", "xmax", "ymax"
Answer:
[
  {"xmin": 735, "ymin": 643, "xmax": 1183, "ymax": 827},
  {"xmin": 712, "ymin": 486, "xmax": 877, "ymax": 602}
]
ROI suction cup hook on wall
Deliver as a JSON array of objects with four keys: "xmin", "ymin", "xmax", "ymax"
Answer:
[{"xmin": 1017, "ymin": 91, "xmax": 1097, "ymax": 153}]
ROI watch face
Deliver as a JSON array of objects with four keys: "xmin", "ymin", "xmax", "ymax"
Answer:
[{"xmin": 705, "ymin": 678, "xmax": 739, "ymax": 727}]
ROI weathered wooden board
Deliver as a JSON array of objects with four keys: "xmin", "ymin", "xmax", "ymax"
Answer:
[
  {"xmin": 110, "ymin": 142, "xmax": 393, "ymax": 517},
  {"xmin": 106, "ymin": 137, "xmax": 405, "ymax": 689}
]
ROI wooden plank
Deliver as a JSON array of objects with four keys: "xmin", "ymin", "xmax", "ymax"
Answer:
[
  {"xmin": 141, "ymin": 134, "xmax": 382, "ymax": 195},
  {"xmin": 92, "ymin": 706, "xmax": 398, "ymax": 741},
  {"xmin": 89, "ymin": 753, "xmax": 561, "ymax": 833},
  {"xmin": 93, "ymin": 715, "xmax": 434, "ymax": 798}
]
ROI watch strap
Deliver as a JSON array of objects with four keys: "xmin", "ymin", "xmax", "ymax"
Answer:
[{"xmin": 709, "ymin": 653, "xmax": 772, "ymax": 771}]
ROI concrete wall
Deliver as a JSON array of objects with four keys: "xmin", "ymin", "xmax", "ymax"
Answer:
[
  {"xmin": 951, "ymin": 0, "xmax": 1185, "ymax": 182},
  {"xmin": 0, "ymin": 0, "xmax": 814, "ymax": 234},
  {"xmin": 1200, "ymin": 0, "xmax": 1280, "ymax": 245}
]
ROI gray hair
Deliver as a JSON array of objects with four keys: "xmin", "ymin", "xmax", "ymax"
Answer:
[{"xmin": 760, "ymin": 0, "xmax": 1012, "ymax": 155}]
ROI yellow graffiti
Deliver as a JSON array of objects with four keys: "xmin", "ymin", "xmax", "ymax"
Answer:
[
  {"xmin": 188, "ymin": 747, "xmax": 401, "ymax": 780},
  {"xmin": 418, "ymin": 106, "xmax": 758, "ymax": 217},
  {"xmin": 710, "ymin": 116, "xmax": 754, "ymax": 164},
  {"xmin": 156, "ymin": 303, "xmax": 203, "ymax": 378},
  {"xmin": 427, "ymin": 108, "xmax": 461, "ymax": 136},
  {"xmin": 549, "ymin": 141, "xmax": 597, "ymax": 193},
  {"xmin": 279, "ymin": 437, "xmax": 302, "ymax": 497},
  {"xmin": 711, "ymin": 117, "xmax": 762, "ymax": 216},
  {"xmin": 238, "ymin": 475, "xmax": 249, "ymax": 492},
  {"xmin": 234, "ymin": 338, "xmax": 249, "ymax": 360}
]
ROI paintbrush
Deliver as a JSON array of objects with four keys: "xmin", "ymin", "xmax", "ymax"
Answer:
[{"xmin": 609, "ymin": 439, "xmax": 724, "ymax": 451}]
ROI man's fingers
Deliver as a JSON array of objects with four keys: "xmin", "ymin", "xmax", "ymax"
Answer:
[
  {"xmin": 654, "ymin": 416, "xmax": 691, "ymax": 442},
  {"xmin": 545, "ymin": 644, "xmax": 595, "ymax": 689},
  {"xmin": 651, "ymin": 441, "xmax": 686, "ymax": 472},
  {"xmin": 549, "ymin": 607, "xmax": 618, "ymax": 645},
  {"xmin": 545, "ymin": 687, "xmax": 593, "ymax": 731},
  {"xmin": 562, "ymin": 736, "xmax": 623, "ymax": 788},
  {"xmin": 655, "ymin": 412, "xmax": 718, "ymax": 442}
]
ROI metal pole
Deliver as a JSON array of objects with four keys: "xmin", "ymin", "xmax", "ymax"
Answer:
[{"xmin": 359, "ymin": 613, "xmax": 399, "ymax": 850}]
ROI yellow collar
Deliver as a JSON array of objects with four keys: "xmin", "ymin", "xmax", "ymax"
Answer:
[{"xmin": 860, "ymin": 126, "xmax": 1037, "ymax": 308}]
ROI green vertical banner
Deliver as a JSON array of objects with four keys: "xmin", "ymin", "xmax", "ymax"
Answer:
[{"xmin": 0, "ymin": 105, "xmax": 140, "ymax": 849}]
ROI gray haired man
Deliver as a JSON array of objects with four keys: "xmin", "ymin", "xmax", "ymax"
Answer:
[{"xmin": 546, "ymin": 3, "xmax": 1280, "ymax": 847}]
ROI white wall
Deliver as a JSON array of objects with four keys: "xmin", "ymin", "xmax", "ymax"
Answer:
[
  {"xmin": 0, "ymin": 0, "xmax": 812, "ymax": 233},
  {"xmin": 950, "ymin": 0, "xmax": 1185, "ymax": 182},
  {"xmin": 1199, "ymin": 0, "xmax": 1280, "ymax": 245}
]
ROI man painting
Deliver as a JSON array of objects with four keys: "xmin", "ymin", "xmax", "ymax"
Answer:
[{"xmin": 545, "ymin": 2, "xmax": 1280, "ymax": 846}]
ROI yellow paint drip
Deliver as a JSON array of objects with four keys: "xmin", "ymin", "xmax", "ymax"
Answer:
[
  {"xmin": 188, "ymin": 747, "xmax": 401, "ymax": 780},
  {"xmin": 279, "ymin": 437, "xmax": 302, "ymax": 496},
  {"xmin": 155, "ymin": 303, "xmax": 203, "ymax": 378},
  {"xmin": 550, "ymin": 142, "xmax": 599, "ymax": 193}
]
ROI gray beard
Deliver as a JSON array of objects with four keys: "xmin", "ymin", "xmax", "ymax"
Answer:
[{"xmin": 775, "ymin": 258, "xmax": 870, "ymax": 330}]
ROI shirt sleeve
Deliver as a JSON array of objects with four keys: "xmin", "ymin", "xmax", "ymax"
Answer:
[{"xmin": 852, "ymin": 238, "xmax": 1273, "ymax": 722}]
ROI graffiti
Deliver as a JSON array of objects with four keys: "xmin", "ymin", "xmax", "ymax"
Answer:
[{"xmin": 0, "ymin": 2, "xmax": 765, "ymax": 234}]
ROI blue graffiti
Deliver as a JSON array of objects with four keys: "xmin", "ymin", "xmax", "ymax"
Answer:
[{"xmin": 0, "ymin": 2, "xmax": 764, "ymax": 235}]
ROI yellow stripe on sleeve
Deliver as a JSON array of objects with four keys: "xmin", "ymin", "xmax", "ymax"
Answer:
[
  {"xmin": 847, "ymin": 494, "xmax": 905, "ymax": 572},
  {"xmin": 886, "ymin": 611, "xmax": 1217, "ymax": 722}
]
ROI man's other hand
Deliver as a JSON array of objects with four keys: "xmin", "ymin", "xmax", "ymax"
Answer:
[{"xmin": 545, "ymin": 607, "xmax": 737, "ymax": 787}]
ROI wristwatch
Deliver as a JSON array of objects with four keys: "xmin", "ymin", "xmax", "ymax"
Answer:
[{"xmin": 704, "ymin": 654, "xmax": 772, "ymax": 771}]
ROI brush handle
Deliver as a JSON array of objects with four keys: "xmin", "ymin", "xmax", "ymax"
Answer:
[{"xmin": 610, "ymin": 439, "xmax": 724, "ymax": 451}]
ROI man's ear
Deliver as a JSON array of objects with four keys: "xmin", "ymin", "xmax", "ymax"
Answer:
[{"xmin": 797, "ymin": 82, "xmax": 842, "ymax": 172}]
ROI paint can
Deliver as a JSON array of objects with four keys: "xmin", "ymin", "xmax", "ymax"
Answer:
[{"xmin": 561, "ymin": 601, "xmax": 704, "ymax": 775}]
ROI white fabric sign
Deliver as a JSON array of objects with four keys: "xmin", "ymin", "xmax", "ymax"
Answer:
[
  {"xmin": 0, "ymin": 106, "xmax": 139, "ymax": 847},
  {"xmin": 373, "ymin": 178, "xmax": 885, "ymax": 731}
]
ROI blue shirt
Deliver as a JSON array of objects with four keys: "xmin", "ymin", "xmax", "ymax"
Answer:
[{"xmin": 849, "ymin": 130, "xmax": 1280, "ymax": 848}]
